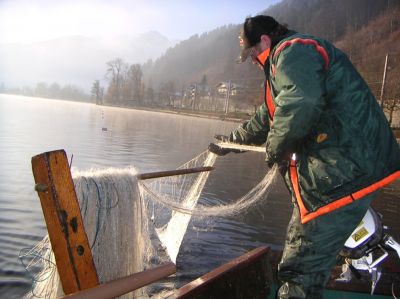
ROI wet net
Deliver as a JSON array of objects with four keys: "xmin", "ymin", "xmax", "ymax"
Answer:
[
  {"xmin": 139, "ymin": 150, "xmax": 278, "ymax": 263},
  {"xmin": 22, "ymin": 144, "xmax": 278, "ymax": 298}
]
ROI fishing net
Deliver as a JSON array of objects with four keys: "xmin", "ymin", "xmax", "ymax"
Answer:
[
  {"xmin": 22, "ymin": 143, "xmax": 278, "ymax": 298},
  {"xmin": 139, "ymin": 150, "xmax": 278, "ymax": 263}
]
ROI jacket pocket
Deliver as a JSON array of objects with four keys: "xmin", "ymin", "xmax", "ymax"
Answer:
[{"xmin": 298, "ymin": 148, "xmax": 366, "ymax": 201}]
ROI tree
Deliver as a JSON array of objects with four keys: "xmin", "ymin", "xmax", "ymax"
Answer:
[
  {"xmin": 140, "ymin": 82, "xmax": 146, "ymax": 105},
  {"xmin": 146, "ymin": 86, "xmax": 155, "ymax": 104},
  {"xmin": 60, "ymin": 84, "xmax": 88, "ymax": 101},
  {"xmin": 127, "ymin": 64, "xmax": 143, "ymax": 104},
  {"xmin": 200, "ymin": 74, "xmax": 207, "ymax": 87},
  {"xmin": 384, "ymin": 98, "xmax": 400, "ymax": 126},
  {"xmin": 91, "ymin": 80, "xmax": 104, "ymax": 104},
  {"xmin": 35, "ymin": 82, "xmax": 49, "ymax": 97},
  {"xmin": 159, "ymin": 81, "xmax": 176, "ymax": 107},
  {"xmin": 383, "ymin": 62, "xmax": 400, "ymax": 126},
  {"xmin": 48, "ymin": 82, "xmax": 61, "ymax": 98},
  {"xmin": 145, "ymin": 78, "xmax": 155, "ymax": 105},
  {"xmin": 199, "ymin": 74, "xmax": 208, "ymax": 96},
  {"xmin": 105, "ymin": 58, "xmax": 128, "ymax": 103}
]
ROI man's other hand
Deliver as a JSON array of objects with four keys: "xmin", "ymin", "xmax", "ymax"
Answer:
[
  {"xmin": 208, "ymin": 143, "xmax": 231, "ymax": 156},
  {"xmin": 214, "ymin": 134, "xmax": 230, "ymax": 142}
]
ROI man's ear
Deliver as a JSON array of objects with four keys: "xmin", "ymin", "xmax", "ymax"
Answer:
[{"xmin": 260, "ymin": 35, "xmax": 272, "ymax": 49}]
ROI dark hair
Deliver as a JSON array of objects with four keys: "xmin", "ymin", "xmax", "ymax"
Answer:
[
  {"xmin": 243, "ymin": 15, "xmax": 288, "ymax": 47},
  {"xmin": 236, "ymin": 15, "xmax": 288, "ymax": 63}
]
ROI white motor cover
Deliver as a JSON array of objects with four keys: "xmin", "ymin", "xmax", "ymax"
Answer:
[{"xmin": 344, "ymin": 209, "xmax": 377, "ymax": 249}]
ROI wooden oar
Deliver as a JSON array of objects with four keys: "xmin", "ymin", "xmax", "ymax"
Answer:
[{"xmin": 137, "ymin": 166, "xmax": 214, "ymax": 180}]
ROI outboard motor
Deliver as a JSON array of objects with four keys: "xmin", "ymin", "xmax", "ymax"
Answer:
[{"xmin": 338, "ymin": 208, "xmax": 400, "ymax": 294}]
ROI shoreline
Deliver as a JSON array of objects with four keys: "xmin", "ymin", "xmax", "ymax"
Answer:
[
  {"xmin": 0, "ymin": 92, "xmax": 250, "ymax": 123},
  {"xmin": 97, "ymin": 102, "xmax": 249, "ymax": 123},
  {"xmin": 100, "ymin": 103, "xmax": 400, "ymax": 139},
  {"xmin": 3, "ymin": 93, "xmax": 399, "ymax": 134}
]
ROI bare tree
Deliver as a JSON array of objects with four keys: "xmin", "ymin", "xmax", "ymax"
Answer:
[
  {"xmin": 145, "ymin": 78, "xmax": 155, "ymax": 105},
  {"xmin": 384, "ymin": 98, "xmax": 400, "ymax": 126},
  {"xmin": 127, "ymin": 64, "xmax": 143, "ymax": 104},
  {"xmin": 48, "ymin": 82, "xmax": 61, "ymax": 98},
  {"xmin": 105, "ymin": 58, "xmax": 128, "ymax": 103},
  {"xmin": 35, "ymin": 82, "xmax": 49, "ymax": 97},
  {"xmin": 159, "ymin": 81, "xmax": 175, "ymax": 107},
  {"xmin": 91, "ymin": 80, "xmax": 104, "ymax": 104}
]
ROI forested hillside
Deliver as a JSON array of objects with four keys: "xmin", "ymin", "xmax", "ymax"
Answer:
[
  {"xmin": 335, "ymin": 7, "xmax": 400, "ymax": 125},
  {"xmin": 144, "ymin": 0, "xmax": 398, "ymax": 87},
  {"xmin": 101, "ymin": 0, "xmax": 400, "ymax": 125},
  {"xmin": 265, "ymin": 0, "xmax": 395, "ymax": 42}
]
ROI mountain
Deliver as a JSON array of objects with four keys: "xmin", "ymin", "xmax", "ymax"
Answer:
[
  {"xmin": 0, "ymin": 31, "xmax": 177, "ymax": 91},
  {"xmin": 264, "ymin": 0, "xmax": 394, "ymax": 42},
  {"xmin": 143, "ymin": 0, "xmax": 399, "ymax": 93}
]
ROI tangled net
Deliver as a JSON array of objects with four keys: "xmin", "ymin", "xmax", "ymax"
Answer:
[{"xmin": 21, "ymin": 144, "xmax": 277, "ymax": 298}]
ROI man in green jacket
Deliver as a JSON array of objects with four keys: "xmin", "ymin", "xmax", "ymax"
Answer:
[{"xmin": 210, "ymin": 15, "xmax": 400, "ymax": 298}]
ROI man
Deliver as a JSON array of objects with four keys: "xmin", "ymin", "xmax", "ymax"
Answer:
[{"xmin": 209, "ymin": 15, "xmax": 400, "ymax": 298}]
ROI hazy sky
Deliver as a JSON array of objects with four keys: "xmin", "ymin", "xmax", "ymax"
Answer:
[{"xmin": 0, "ymin": 0, "xmax": 281, "ymax": 44}]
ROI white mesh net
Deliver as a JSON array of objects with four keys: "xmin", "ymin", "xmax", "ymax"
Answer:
[{"xmin": 23, "ymin": 144, "xmax": 278, "ymax": 298}]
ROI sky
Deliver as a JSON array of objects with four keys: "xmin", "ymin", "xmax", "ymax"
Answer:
[{"xmin": 0, "ymin": 0, "xmax": 281, "ymax": 44}]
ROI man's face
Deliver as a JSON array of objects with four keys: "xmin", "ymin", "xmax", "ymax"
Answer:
[
  {"xmin": 250, "ymin": 42, "xmax": 264, "ymax": 69},
  {"xmin": 249, "ymin": 35, "xmax": 271, "ymax": 69}
]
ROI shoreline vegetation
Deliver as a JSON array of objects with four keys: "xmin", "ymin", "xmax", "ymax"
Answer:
[
  {"xmin": 1, "ymin": 92, "xmax": 249, "ymax": 123},
  {"xmin": 99, "ymin": 102, "xmax": 249, "ymax": 123},
  {"xmin": 104, "ymin": 102, "xmax": 400, "ymax": 139}
]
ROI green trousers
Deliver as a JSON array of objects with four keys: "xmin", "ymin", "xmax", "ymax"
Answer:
[{"xmin": 277, "ymin": 192, "xmax": 377, "ymax": 299}]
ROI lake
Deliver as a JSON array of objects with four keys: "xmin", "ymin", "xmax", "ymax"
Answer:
[
  {"xmin": 1, "ymin": 94, "xmax": 398, "ymax": 299},
  {"xmin": 0, "ymin": 94, "xmax": 292, "ymax": 298}
]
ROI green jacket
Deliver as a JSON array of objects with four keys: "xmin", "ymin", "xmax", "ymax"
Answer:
[{"xmin": 232, "ymin": 31, "xmax": 400, "ymax": 223}]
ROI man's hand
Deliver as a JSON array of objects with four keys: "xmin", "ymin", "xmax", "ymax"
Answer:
[
  {"xmin": 214, "ymin": 133, "xmax": 245, "ymax": 144},
  {"xmin": 211, "ymin": 133, "xmax": 248, "ymax": 155},
  {"xmin": 214, "ymin": 134, "xmax": 230, "ymax": 142},
  {"xmin": 266, "ymin": 152, "xmax": 278, "ymax": 168},
  {"xmin": 208, "ymin": 143, "xmax": 231, "ymax": 156},
  {"xmin": 266, "ymin": 160, "xmax": 275, "ymax": 168}
]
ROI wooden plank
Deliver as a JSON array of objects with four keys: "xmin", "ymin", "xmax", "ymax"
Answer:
[
  {"xmin": 32, "ymin": 150, "xmax": 99, "ymax": 294},
  {"xmin": 172, "ymin": 246, "xmax": 272, "ymax": 299},
  {"xmin": 62, "ymin": 262, "xmax": 176, "ymax": 299},
  {"xmin": 137, "ymin": 166, "xmax": 214, "ymax": 180}
]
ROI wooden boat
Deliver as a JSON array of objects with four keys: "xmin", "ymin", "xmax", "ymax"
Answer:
[
  {"xmin": 171, "ymin": 246, "xmax": 400, "ymax": 299},
  {"xmin": 31, "ymin": 150, "xmax": 399, "ymax": 298}
]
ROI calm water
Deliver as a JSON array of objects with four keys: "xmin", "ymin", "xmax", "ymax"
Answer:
[
  {"xmin": 1, "ymin": 94, "xmax": 398, "ymax": 298},
  {"xmin": 0, "ymin": 94, "xmax": 291, "ymax": 298}
]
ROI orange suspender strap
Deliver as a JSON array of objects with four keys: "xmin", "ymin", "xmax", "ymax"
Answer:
[
  {"xmin": 265, "ymin": 81, "xmax": 275, "ymax": 120},
  {"xmin": 289, "ymin": 160, "xmax": 309, "ymax": 219},
  {"xmin": 273, "ymin": 38, "xmax": 330, "ymax": 70},
  {"xmin": 266, "ymin": 38, "xmax": 329, "ymax": 121},
  {"xmin": 290, "ymin": 162, "xmax": 400, "ymax": 224}
]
